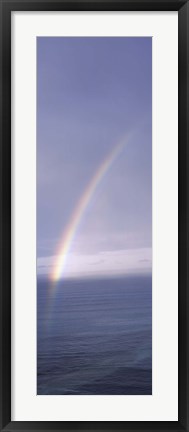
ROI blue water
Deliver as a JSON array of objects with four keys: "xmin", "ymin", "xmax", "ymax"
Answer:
[{"xmin": 37, "ymin": 275, "xmax": 152, "ymax": 395}]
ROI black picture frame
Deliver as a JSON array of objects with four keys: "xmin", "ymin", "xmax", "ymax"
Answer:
[{"xmin": 0, "ymin": 1, "xmax": 188, "ymax": 431}]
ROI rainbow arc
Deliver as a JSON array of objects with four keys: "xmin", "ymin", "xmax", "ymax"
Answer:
[{"xmin": 50, "ymin": 132, "xmax": 131, "ymax": 285}]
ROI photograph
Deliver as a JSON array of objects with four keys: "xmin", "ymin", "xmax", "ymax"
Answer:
[{"xmin": 37, "ymin": 36, "xmax": 152, "ymax": 395}]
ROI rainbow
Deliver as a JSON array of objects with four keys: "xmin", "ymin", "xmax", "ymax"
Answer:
[{"xmin": 50, "ymin": 133, "xmax": 130, "ymax": 284}]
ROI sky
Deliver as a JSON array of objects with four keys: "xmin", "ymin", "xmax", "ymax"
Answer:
[{"xmin": 37, "ymin": 37, "xmax": 152, "ymax": 279}]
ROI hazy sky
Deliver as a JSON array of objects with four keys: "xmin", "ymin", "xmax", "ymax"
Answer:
[{"xmin": 37, "ymin": 37, "xmax": 152, "ymax": 278}]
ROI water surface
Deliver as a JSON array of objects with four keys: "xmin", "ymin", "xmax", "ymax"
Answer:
[{"xmin": 37, "ymin": 274, "xmax": 152, "ymax": 395}]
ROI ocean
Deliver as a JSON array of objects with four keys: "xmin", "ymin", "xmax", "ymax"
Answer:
[{"xmin": 37, "ymin": 274, "xmax": 152, "ymax": 395}]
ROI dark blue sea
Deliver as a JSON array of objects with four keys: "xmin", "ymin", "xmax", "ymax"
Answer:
[{"xmin": 37, "ymin": 274, "xmax": 152, "ymax": 395}]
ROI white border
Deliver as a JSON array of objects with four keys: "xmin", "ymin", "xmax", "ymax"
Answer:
[{"xmin": 12, "ymin": 12, "xmax": 178, "ymax": 421}]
